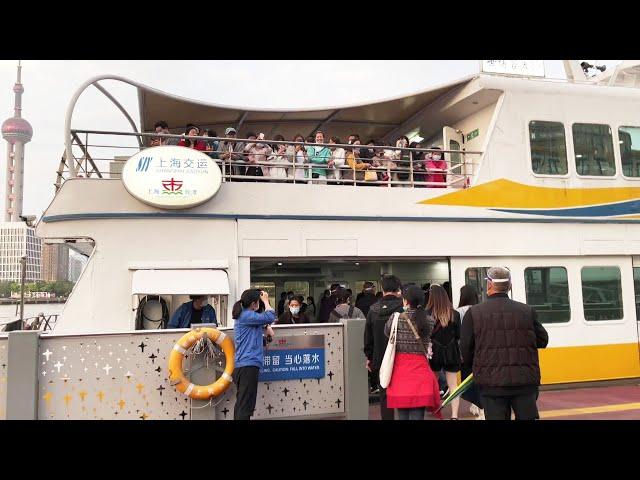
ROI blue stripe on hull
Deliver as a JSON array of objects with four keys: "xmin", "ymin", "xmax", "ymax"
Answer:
[{"xmin": 492, "ymin": 199, "xmax": 640, "ymax": 217}]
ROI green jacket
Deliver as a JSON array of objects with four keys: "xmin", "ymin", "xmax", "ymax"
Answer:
[{"xmin": 306, "ymin": 145, "xmax": 332, "ymax": 176}]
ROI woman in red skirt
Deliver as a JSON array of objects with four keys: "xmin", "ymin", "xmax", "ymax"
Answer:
[{"xmin": 384, "ymin": 285, "xmax": 442, "ymax": 420}]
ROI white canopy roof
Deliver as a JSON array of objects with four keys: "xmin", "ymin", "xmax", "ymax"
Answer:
[
  {"xmin": 131, "ymin": 269, "xmax": 230, "ymax": 295},
  {"xmin": 137, "ymin": 75, "xmax": 475, "ymax": 141}
]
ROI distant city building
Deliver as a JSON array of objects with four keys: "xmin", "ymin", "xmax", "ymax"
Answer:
[
  {"xmin": 0, "ymin": 222, "xmax": 41, "ymax": 281},
  {"xmin": 68, "ymin": 254, "xmax": 86, "ymax": 282},
  {"xmin": 41, "ymin": 243, "xmax": 69, "ymax": 282}
]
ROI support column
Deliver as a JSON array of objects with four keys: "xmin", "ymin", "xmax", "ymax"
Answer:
[
  {"xmin": 6, "ymin": 330, "xmax": 39, "ymax": 419},
  {"xmin": 343, "ymin": 318, "xmax": 368, "ymax": 420},
  {"xmin": 4, "ymin": 142, "xmax": 13, "ymax": 222},
  {"xmin": 12, "ymin": 142, "xmax": 24, "ymax": 222}
]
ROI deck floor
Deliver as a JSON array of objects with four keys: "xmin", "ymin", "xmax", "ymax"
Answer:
[{"xmin": 367, "ymin": 383, "xmax": 640, "ymax": 420}]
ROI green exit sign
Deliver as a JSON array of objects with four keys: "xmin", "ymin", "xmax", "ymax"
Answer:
[{"xmin": 466, "ymin": 129, "xmax": 479, "ymax": 141}]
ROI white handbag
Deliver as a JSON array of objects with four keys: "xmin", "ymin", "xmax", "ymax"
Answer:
[{"xmin": 379, "ymin": 312, "xmax": 400, "ymax": 389}]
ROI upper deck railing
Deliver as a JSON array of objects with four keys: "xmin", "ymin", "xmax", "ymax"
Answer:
[{"xmin": 59, "ymin": 130, "xmax": 483, "ymax": 190}]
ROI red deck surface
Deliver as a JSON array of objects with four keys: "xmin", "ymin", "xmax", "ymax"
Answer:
[{"xmin": 367, "ymin": 383, "xmax": 640, "ymax": 420}]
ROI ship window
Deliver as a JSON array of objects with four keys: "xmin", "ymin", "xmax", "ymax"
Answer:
[
  {"xmin": 573, "ymin": 123, "xmax": 616, "ymax": 176},
  {"xmin": 633, "ymin": 268, "xmax": 640, "ymax": 319},
  {"xmin": 525, "ymin": 267, "xmax": 570, "ymax": 323},
  {"xmin": 581, "ymin": 266, "xmax": 623, "ymax": 321},
  {"xmin": 284, "ymin": 281, "xmax": 310, "ymax": 300},
  {"xmin": 250, "ymin": 281, "xmax": 276, "ymax": 299},
  {"xmin": 619, "ymin": 126, "xmax": 640, "ymax": 177},
  {"xmin": 529, "ymin": 121, "xmax": 568, "ymax": 175}
]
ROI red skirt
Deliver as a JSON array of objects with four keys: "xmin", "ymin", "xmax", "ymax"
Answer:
[{"xmin": 386, "ymin": 353, "xmax": 442, "ymax": 417}]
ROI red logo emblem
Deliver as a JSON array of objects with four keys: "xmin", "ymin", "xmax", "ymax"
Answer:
[{"xmin": 162, "ymin": 178, "xmax": 183, "ymax": 192}]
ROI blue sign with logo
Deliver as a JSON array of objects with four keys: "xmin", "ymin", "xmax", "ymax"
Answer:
[{"xmin": 259, "ymin": 334, "xmax": 325, "ymax": 382}]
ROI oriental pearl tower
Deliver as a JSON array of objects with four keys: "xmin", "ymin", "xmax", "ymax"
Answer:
[{"xmin": 2, "ymin": 61, "xmax": 33, "ymax": 222}]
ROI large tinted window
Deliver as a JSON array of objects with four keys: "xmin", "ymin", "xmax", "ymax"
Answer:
[
  {"xmin": 634, "ymin": 267, "xmax": 640, "ymax": 320},
  {"xmin": 529, "ymin": 121, "xmax": 568, "ymax": 175},
  {"xmin": 581, "ymin": 266, "xmax": 623, "ymax": 321},
  {"xmin": 573, "ymin": 123, "xmax": 616, "ymax": 176},
  {"xmin": 284, "ymin": 281, "xmax": 309, "ymax": 300},
  {"xmin": 619, "ymin": 126, "xmax": 640, "ymax": 177},
  {"xmin": 525, "ymin": 267, "xmax": 570, "ymax": 323}
]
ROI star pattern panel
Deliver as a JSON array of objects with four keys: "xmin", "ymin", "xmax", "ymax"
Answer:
[
  {"xmin": 215, "ymin": 325, "xmax": 345, "ymax": 420},
  {"xmin": 37, "ymin": 332, "xmax": 191, "ymax": 420},
  {"xmin": 31, "ymin": 324, "xmax": 345, "ymax": 420},
  {"xmin": 0, "ymin": 336, "xmax": 7, "ymax": 420}
]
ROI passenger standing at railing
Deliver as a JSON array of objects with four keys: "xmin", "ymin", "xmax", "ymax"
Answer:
[
  {"xmin": 150, "ymin": 121, "xmax": 179, "ymax": 146},
  {"xmin": 306, "ymin": 131, "xmax": 332, "ymax": 184},
  {"xmin": 373, "ymin": 144, "xmax": 398, "ymax": 186},
  {"xmin": 285, "ymin": 133, "xmax": 308, "ymax": 180},
  {"xmin": 243, "ymin": 132, "xmax": 273, "ymax": 178},
  {"xmin": 205, "ymin": 130, "xmax": 219, "ymax": 159},
  {"xmin": 178, "ymin": 125, "xmax": 207, "ymax": 151},
  {"xmin": 424, "ymin": 146, "xmax": 447, "ymax": 188},
  {"xmin": 266, "ymin": 135, "xmax": 288, "ymax": 180},
  {"xmin": 327, "ymin": 136, "xmax": 346, "ymax": 184},
  {"xmin": 393, "ymin": 136, "xmax": 411, "ymax": 187},
  {"xmin": 217, "ymin": 127, "xmax": 246, "ymax": 177},
  {"xmin": 410, "ymin": 141, "xmax": 426, "ymax": 187},
  {"xmin": 344, "ymin": 139, "xmax": 371, "ymax": 184}
]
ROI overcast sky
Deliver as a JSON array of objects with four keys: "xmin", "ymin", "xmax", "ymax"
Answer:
[{"xmin": 0, "ymin": 60, "xmax": 621, "ymax": 219}]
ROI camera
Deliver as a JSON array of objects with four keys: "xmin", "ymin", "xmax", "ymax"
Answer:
[{"xmin": 262, "ymin": 333, "xmax": 273, "ymax": 347}]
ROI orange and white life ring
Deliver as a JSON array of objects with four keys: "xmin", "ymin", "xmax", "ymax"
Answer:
[{"xmin": 168, "ymin": 327, "xmax": 235, "ymax": 400}]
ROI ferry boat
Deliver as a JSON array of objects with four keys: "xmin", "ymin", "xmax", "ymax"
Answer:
[{"xmin": 3, "ymin": 60, "xmax": 640, "ymax": 420}]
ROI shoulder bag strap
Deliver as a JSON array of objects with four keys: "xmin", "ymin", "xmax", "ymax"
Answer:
[
  {"xmin": 348, "ymin": 305, "xmax": 354, "ymax": 317},
  {"xmin": 404, "ymin": 315, "xmax": 430, "ymax": 360}
]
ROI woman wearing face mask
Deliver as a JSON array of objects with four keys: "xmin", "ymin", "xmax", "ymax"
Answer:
[
  {"xmin": 383, "ymin": 285, "xmax": 441, "ymax": 420},
  {"xmin": 232, "ymin": 289, "xmax": 276, "ymax": 420},
  {"xmin": 424, "ymin": 146, "xmax": 448, "ymax": 188},
  {"xmin": 276, "ymin": 295, "xmax": 313, "ymax": 324}
]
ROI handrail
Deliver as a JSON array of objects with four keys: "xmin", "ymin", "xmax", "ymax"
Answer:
[
  {"xmin": 61, "ymin": 129, "xmax": 481, "ymax": 189},
  {"xmin": 70, "ymin": 129, "xmax": 483, "ymax": 156}
]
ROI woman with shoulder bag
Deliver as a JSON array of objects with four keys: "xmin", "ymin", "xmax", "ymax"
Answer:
[
  {"xmin": 427, "ymin": 284, "xmax": 462, "ymax": 419},
  {"xmin": 382, "ymin": 285, "xmax": 441, "ymax": 420}
]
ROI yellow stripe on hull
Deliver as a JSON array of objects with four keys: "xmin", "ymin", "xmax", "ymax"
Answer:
[
  {"xmin": 420, "ymin": 179, "xmax": 640, "ymax": 209},
  {"xmin": 540, "ymin": 343, "xmax": 640, "ymax": 384}
]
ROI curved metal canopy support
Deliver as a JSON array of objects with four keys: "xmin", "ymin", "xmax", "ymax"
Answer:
[
  {"xmin": 64, "ymin": 75, "xmax": 145, "ymax": 176},
  {"xmin": 93, "ymin": 82, "xmax": 143, "ymax": 148}
]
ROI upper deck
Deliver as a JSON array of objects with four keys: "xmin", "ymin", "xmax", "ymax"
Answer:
[{"xmin": 47, "ymin": 71, "xmax": 640, "ymax": 228}]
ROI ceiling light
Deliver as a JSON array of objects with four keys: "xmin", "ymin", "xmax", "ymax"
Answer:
[{"xmin": 277, "ymin": 262, "xmax": 283, "ymax": 266}]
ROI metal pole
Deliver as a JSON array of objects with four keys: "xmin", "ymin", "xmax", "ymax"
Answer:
[{"xmin": 20, "ymin": 254, "xmax": 26, "ymax": 330}]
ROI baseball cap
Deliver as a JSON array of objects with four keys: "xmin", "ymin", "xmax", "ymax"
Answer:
[
  {"xmin": 485, "ymin": 267, "xmax": 511, "ymax": 283},
  {"xmin": 225, "ymin": 127, "xmax": 237, "ymax": 135}
]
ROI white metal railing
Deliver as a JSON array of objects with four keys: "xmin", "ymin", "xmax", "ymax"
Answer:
[{"xmin": 60, "ymin": 130, "xmax": 482, "ymax": 189}]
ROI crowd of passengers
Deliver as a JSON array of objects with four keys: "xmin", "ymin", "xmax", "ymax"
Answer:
[{"xmin": 150, "ymin": 121, "xmax": 449, "ymax": 187}]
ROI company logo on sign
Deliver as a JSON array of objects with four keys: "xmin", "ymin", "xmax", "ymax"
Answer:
[
  {"xmin": 122, "ymin": 146, "xmax": 222, "ymax": 209},
  {"xmin": 136, "ymin": 157, "xmax": 152, "ymax": 172},
  {"xmin": 162, "ymin": 178, "xmax": 183, "ymax": 194}
]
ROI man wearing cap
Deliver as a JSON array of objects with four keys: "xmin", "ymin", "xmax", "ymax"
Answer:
[
  {"xmin": 217, "ymin": 127, "xmax": 246, "ymax": 176},
  {"xmin": 460, "ymin": 267, "xmax": 548, "ymax": 420}
]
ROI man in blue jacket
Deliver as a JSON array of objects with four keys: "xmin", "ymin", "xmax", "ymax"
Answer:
[{"xmin": 168, "ymin": 295, "xmax": 217, "ymax": 328}]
